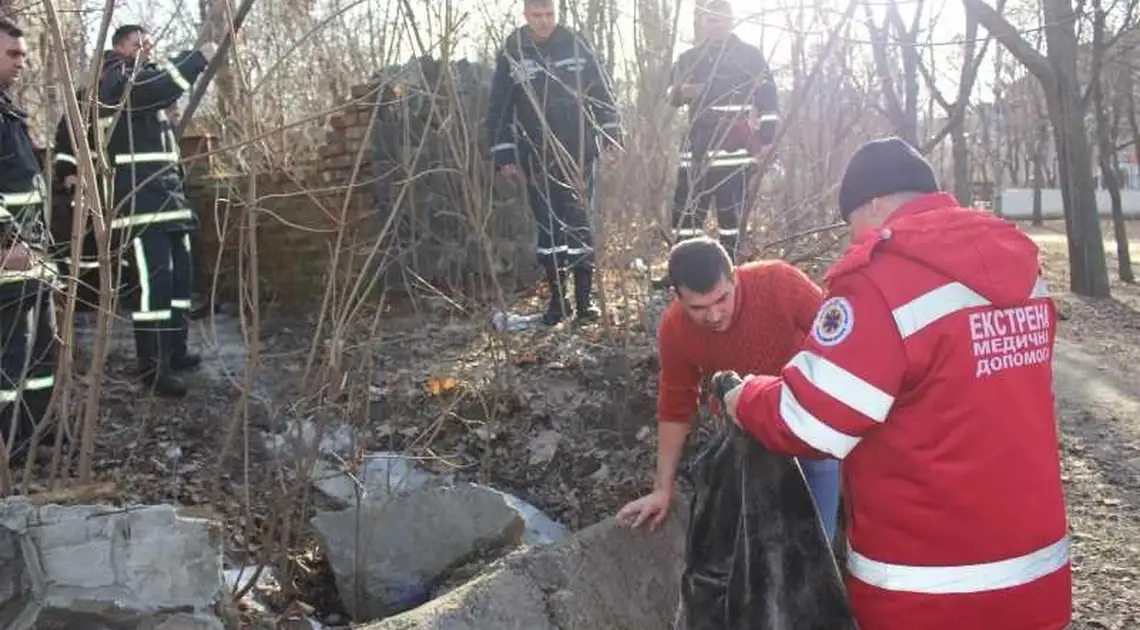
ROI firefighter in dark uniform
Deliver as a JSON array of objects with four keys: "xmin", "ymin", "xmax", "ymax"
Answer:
[
  {"xmin": 52, "ymin": 87, "xmax": 113, "ymax": 305},
  {"xmin": 0, "ymin": 18, "xmax": 61, "ymax": 461},
  {"xmin": 668, "ymin": 0, "xmax": 779, "ymax": 260},
  {"xmin": 487, "ymin": 0, "xmax": 623, "ymax": 326},
  {"xmin": 98, "ymin": 24, "xmax": 217, "ymax": 397}
]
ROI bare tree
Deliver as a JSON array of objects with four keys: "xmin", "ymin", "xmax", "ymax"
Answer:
[
  {"xmin": 963, "ymin": 0, "xmax": 1110, "ymax": 297},
  {"xmin": 864, "ymin": 0, "xmax": 923, "ymax": 145},
  {"xmin": 915, "ymin": 2, "xmax": 1002, "ymax": 206}
]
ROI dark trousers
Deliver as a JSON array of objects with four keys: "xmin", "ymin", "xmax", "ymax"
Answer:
[
  {"xmin": 122, "ymin": 228, "xmax": 194, "ymax": 368},
  {"xmin": 672, "ymin": 155, "xmax": 756, "ymax": 260},
  {"xmin": 523, "ymin": 156, "xmax": 597, "ymax": 274},
  {"xmin": 0, "ymin": 278, "xmax": 59, "ymax": 458}
]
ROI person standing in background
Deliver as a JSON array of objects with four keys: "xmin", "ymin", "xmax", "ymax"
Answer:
[
  {"xmin": 0, "ymin": 18, "xmax": 62, "ymax": 462},
  {"xmin": 486, "ymin": 0, "xmax": 623, "ymax": 326},
  {"xmin": 98, "ymin": 24, "xmax": 216, "ymax": 397},
  {"xmin": 663, "ymin": 0, "xmax": 779, "ymax": 267}
]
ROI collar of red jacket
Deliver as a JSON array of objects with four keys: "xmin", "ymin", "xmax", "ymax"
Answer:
[{"xmin": 824, "ymin": 192, "xmax": 959, "ymax": 282}]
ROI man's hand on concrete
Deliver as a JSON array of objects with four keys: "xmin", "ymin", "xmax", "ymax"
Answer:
[
  {"xmin": 616, "ymin": 488, "xmax": 672, "ymax": 531},
  {"xmin": 63, "ymin": 175, "xmax": 78, "ymax": 192},
  {"xmin": 602, "ymin": 146, "xmax": 620, "ymax": 165},
  {"xmin": 498, "ymin": 163, "xmax": 520, "ymax": 178}
]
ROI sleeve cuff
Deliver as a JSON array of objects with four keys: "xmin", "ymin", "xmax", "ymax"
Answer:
[
  {"xmin": 491, "ymin": 142, "xmax": 517, "ymax": 167},
  {"xmin": 735, "ymin": 375, "xmax": 781, "ymax": 439}
]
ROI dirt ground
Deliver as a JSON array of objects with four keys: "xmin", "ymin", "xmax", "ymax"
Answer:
[
  {"xmin": 1026, "ymin": 221, "xmax": 1140, "ymax": 630},
  {"xmin": 6, "ymin": 219, "xmax": 1140, "ymax": 628}
]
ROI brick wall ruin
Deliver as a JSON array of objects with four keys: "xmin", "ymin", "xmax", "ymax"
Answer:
[{"xmin": 189, "ymin": 71, "xmax": 539, "ymax": 309}]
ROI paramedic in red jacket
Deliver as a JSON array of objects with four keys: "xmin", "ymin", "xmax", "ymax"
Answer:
[{"xmin": 722, "ymin": 137, "xmax": 1071, "ymax": 630}]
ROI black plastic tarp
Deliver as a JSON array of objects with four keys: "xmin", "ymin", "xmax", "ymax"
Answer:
[{"xmin": 674, "ymin": 414, "xmax": 858, "ymax": 630}]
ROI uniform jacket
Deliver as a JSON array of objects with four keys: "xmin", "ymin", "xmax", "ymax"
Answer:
[
  {"xmin": 734, "ymin": 193, "xmax": 1071, "ymax": 630},
  {"xmin": 670, "ymin": 34, "xmax": 779, "ymax": 168},
  {"xmin": 0, "ymin": 88, "xmax": 60, "ymax": 288},
  {"xmin": 52, "ymin": 90, "xmax": 100, "ymax": 184},
  {"xmin": 51, "ymin": 90, "xmax": 111, "ymax": 269},
  {"xmin": 98, "ymin": 48, "xmax": 208, "ymax": 235},
  {"xmin": 0, "ymin": 89, "xmax": 48, "ymax": 248},
  {"xmin": 486, "ymin": 25, "xmax": 622, "ymax": 170}
]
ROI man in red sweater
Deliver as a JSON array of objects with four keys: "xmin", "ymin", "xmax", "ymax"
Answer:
[
  {"xmin": 617, "ymin": 237, "xmax": 841, "ymax": 542},
  {"xmin": 722, "ymin": 137, "xmax": 1071, "ymax": 630}
]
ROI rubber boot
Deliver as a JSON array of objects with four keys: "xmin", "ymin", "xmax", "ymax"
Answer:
[
  {"xmin": 541, "ymin": 266, "xmax": 572, "ymax": 327},
  {"xmin": 135, "ymin": 327, "xmax": 187, "ymax": 397},
  {"xmin": 573, "ymin": 266, "xmax": 601, "ymax": 321},
  {"xmin": 169, "ymin": 309, "xmax": 201, "ymax": 372}
]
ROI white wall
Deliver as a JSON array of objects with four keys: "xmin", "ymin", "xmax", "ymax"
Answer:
[{"xmin": 999, "ymin": 188, "xmax": 1140, "ymax": 220}]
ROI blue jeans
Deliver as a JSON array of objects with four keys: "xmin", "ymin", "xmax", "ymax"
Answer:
[{"xmin": 799, "ymin": 458, "xmax": 840, "ymax": 543}]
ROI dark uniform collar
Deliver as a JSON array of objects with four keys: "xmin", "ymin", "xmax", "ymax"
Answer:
[
  {"xmin": 699, "ymin": 33, "xmax": 742, "ymax": 52},
  {"xmin": 0, "ymin": 87, "xmax": 28, "ymax": 120},
  {"xmin": 519, "ymin": 24, "xmax": 572, "ymax": 51}
]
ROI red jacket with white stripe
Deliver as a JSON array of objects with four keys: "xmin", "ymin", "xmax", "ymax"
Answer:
[{"xmin": 735, "ymin": 193, "xmax": 1071, "ymax": 630}]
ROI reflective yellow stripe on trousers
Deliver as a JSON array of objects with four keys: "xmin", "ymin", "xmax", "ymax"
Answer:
[
  {"xmin": 131, "ymin": 237, "xmax": 171, "ymax": 322},
  {"xmin": 0, "ymin": 375, "xmax": 55, "ymax": 402}
]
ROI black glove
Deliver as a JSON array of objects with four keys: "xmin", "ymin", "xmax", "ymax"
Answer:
[{"xmin": 710, "ymin": 370, "xmax": 743, "ymax": 407}]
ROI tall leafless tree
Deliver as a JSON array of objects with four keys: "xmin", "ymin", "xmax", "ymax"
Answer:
[{"xmin": 963, "ymin": 0, "xmax": 1110, "ymax": 297}]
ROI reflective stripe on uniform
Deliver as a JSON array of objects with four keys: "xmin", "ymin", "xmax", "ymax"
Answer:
[
  {"xmin": 3, "ymin": 190, "xmax": 43, "ymax": 206},
  {"xmin": 55, "ymin": 153, "xmax": 77, "ymax": 165},
  {"xmin": 0, "ymin": 263, "xmax": 58, "ymax": 287},
  {"xmin": 708, "ymin": 150, "xmax": 754, "ymax": 168},
  {"xmin": 171, "ymin": 299, "xmax": 193, "ymax": 309},
  {"xmin": 847, "ymin": 535, "xmax": 1070, "ymax": 594},
  {"xmin": 552, "ymin": 56, "xmax": 587, "ymax": 69},
  {"xmin": 892, "ymin": 277, "xmax": 1050, "ymax": 340},
  {"xmin": 158, "ymin": 60, "xmax": 191, "ymax": 91},
  {"xmin": 130, "ymin": 236, "xmax": 171, "ymax": 322},
  {"xmin": 114, "ymin": 151, "xmax": 179, "ymax": 165},
  {"xmin": 673, "ymin": 228, "xmax": 703, "ymax": 238},
  {"xmin": 132, "ymin": 237, "xmax": 151, "ymax": 312},
  {"xmin": 777, "ymin": 383, "xmax": 862, "ymax": 458},
  {"xmin": 679, "ymin": 149, "xmax": 755, "ymax": 169},
  {"xmin": 709, "ymin": 104, "xmax": 751, "ymax": 112},
  {"xmin": 0, "ymin": 375, "xmax": 55, "ymax": 402},
  {"xmin": 111, "ymin": 208, "xmax": 194, "ymax": 229},
  {"xmin": 491, "ymin": 143, "xmax": 516, "ymax": 153},
  {"xmin": 718, "ymin": 228, "xmax": 739, "ymax": 236},
  {"xmin": 787, "ymin": 351, "xmax": 894, "ymax": 423},
  {"xmin": 537, "ymin": 245, "xmax": 568, "ymax": 256}
]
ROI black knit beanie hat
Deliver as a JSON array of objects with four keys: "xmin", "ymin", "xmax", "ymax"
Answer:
[{"xmin": 838, "ymin": 137, "xmax": 940, "ymax": 221}]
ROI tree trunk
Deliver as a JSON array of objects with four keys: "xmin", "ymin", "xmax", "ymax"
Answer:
[
  {"xmin": 962, "ymin": 0, "xmax": 1111, "ymax": 297},
  {"xmin": 1042, "ymin": 0, "xmax": 1110, "ymax": 297},
  {"xmin": 1045, "ymin": 89, "xmax": 1110, "ymax": 296},
  {"xmin": 1105, "ymin": 154, "xmax": 1133, "ymax": 282},
  {"xmin": 951, "ymin": 126, "xmax": 972, "ymax": 206},
  {"xmin": 1032, "ymin": 152, "xmax": 1044, "ymax": 226},
  {"xmin": 1091, "ymin": 70, "xmax": 1133, "ymax": 283}
]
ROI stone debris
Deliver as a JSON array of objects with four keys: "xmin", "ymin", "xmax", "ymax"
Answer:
[
  {"xmin": 0, "ymin": 499, "xmax": 226, "ymax": 630},
  {"xmin": 310, "ymin": 483, "xmax": 526, "ymax": 622}
]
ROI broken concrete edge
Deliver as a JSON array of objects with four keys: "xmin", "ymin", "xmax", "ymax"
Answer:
[
  {"xmin": 0, "ymin": 497, "xmax": 232, "ymax": 627},
  {"xmin": 360, "ymin": 494, "xmax": 693, "ymax": 630}
]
